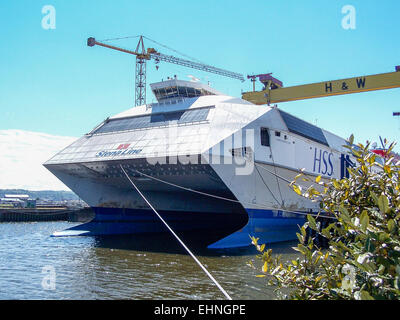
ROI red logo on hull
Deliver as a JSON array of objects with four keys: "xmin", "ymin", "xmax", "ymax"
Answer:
[{"xmin": 117, "ymin": 144, "xmax": 131, "ymax": 150}]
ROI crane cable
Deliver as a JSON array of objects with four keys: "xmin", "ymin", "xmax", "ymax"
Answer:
[
  {"xmin": 142, "ymin": 36, "xmax": 206, "ymax": 65},
  {"xmin": 99, "ymin": 34, "xmax": 206, "ymax": 65},
  {"xmin": 100, "ymin": 35, "xmax": 141, "ymax": 42},
  {"xmin": 119, "ymin": 164, "xmax": 233, "ymax": 300}
]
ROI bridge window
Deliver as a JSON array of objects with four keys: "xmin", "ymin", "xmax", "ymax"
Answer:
[{"xmin": 153, "ymin": 86, "xmax": 216, "ymax": 101}]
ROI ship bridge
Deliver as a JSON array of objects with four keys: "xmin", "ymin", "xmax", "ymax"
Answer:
[{"xmin": 150, "ymin": 79, "xmax": 223, "ymax": 102}]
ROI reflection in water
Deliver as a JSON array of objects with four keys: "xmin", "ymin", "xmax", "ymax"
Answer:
[
  {"xmin": 92, "ymin": 232, "xmax": 257, "ymax": 256},
  {"xmin": 0, "ymin": 222, "xmax": 300, "ymax": 300}
]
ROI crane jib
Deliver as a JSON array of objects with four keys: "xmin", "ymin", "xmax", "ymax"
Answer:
[
  {"xmin": 150, "ymin": 53, "xmax": 244, "ymax": 82},
  {"xmin": 242, "ymin": 68, "xmax": 400, "ymax": 105}
]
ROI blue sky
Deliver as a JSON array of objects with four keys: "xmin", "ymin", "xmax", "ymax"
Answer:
[{"xmin": 0, "ymin": 0, "xmax": 399, "ymax": 151}]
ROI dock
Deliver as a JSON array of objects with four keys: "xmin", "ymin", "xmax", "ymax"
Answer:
[{"xmin": 0, "ymin": 207, "xmax": 94, "ymax": 222}]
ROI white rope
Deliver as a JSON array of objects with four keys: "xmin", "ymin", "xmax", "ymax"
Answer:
[
  {"xmin": 130, "ymin": 168, "xmax": 241, "ymax": 203},
  {"xmin": 254, "ymin": 162, "xmax": 293, "ymax": 184},
  {"xmin": 269, "ymin": 146, "xmax": 285, "ymax": 205},
  {"xmin": 254, "ymin": 164, "xmax": 282, "ymax": 207},
  {"xmin": 120, "ymin": 165, "xmax": 233, "ymax": 300},
  {"xmin": 255, "ymin": 162, "xmax": 326, "ymax": 192},
  {"xmin": 132, "ymin": 168, "xmax": 335, "ymax": 220}
]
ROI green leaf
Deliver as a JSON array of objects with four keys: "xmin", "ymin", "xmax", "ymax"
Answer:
[
  {"xmin": 388, "ymin": 219, "xmax": 395, "ymax": 233},
  {"xmin": 360, "ymin": 211, "xmax": 369, "ymax": 232},
  {"xmin": 300, "ymin": 226, "xmax": 307, "ymax": 238},
  {"xmin": 364, "ymin": 236, "xmax": 375, "ymax": 252},
  {"xmin": 370, "ymin": 192, "xmax": 379, "ymax": 206},
  {"xmin": 348, "ymin": 134, "xmax": 354, "ymax": 145},
  {"xmin": 339, "ymin": 206, "xmax": 352, "ymax": 223},
  {"xmin": 307, "ymin": 214, "xmax": 317, "ymax": 231},
  {"xmin": 321, "ymin": 227, "xmax": 332, "ymax": 240},
  {"xmin": 377, "ymin": 195, "xmax": 389, "ymax": 214},
  {"xmin": 296, "ymin": 232, "xmax": 304, "ymax": 244},
  {"xmin": 293, "ymin": 244, "xmax": 307, "ymax": 255},
  {"xmin": 360, "ymin": 291, "xmax": 374, "ymax": 300},
  {"xmin": 378, "ymin": 232, "xmax": 390, "ymax": 242}
]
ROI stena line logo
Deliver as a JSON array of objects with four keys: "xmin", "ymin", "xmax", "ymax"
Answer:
[{"xmin": 95, "ymin": 143, "xmax": 142, "ymax": 158}]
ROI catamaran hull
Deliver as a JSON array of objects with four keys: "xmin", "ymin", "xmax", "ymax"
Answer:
[{"xmin": 44, "ymin": 86, "xmax": 348, "ymax": 249}]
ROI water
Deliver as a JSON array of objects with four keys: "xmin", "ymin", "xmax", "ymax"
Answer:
[{"xmin": 0, "ymin": 222, "xmax": 300, "ymax": 300}]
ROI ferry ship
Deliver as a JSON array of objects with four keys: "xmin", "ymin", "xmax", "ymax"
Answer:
[{"xmin": 44, "ymin": 79, "xmax": 353, "ymax": 249}]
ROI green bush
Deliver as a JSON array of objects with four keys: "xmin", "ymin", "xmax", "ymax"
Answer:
[{"xmin": 250, "ymin": 137, "xmax": 400, "ymax": 300}]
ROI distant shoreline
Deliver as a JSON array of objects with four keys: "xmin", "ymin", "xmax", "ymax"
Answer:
[{"xmin": 0, "ymin": 189, "xmax": 79, "ymax": 201}]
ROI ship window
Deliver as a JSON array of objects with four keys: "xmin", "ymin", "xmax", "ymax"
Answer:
[
  {"xmin": 261, "ymin": 128, "xmax": 270, "ymax": 146},
  {"xmin": 93, "ymin": 107, "xmax": 213, "ymax": 134},
  {"xmin": 186, "ymin": 87, "xmax": 196, "ymax": 97},
  {"xmin": 166, "ymin": 87, "xmax": 174, "ymax": 95},
  {"xmin": 178, "ymin": 87, "xmax": 187, "ymax": 95},
  {"xmin": 153, "ymin": 85, "xmax": 216, "ymax": 101},
  {"xmin": 275, "ymin": 131, "xmax": 281, "ymax": 137}
]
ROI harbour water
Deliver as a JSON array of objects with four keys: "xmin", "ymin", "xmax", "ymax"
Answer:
[{"xmin": 0, "ymin": 221, "xmax": 300, "ymax": 300}]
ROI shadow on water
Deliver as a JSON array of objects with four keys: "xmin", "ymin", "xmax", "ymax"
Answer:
[{"xmin": 93, "ymin": 232, "xmax": 298, "ymax": 257}]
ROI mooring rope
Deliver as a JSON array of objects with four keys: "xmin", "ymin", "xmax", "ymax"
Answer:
[
  {"xmin": 119, "ymin": 165, "xmax": 233, "ymax": 300},
  {"xmin": 254, "ymin": 164, "xmax": 282, "ymax": 207},
  {"xmin": 129, "ymin": 168, "xmax": 241, "ymax": 203},
  {"xmin": 254, "ymin": 162, "xmax": 293, "ymax": 184},
  {"xmin": 268, "ymin": 146, "xmax": 285, "ymax": 205},
  {"xmin": 131, "ymin": 168, "xmax": 335, "ymax": 220}
]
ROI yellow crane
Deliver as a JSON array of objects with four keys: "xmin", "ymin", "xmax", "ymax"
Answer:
[{"xmin": 242, "ymin": 66, "xmax": 400, "ymax": 105}]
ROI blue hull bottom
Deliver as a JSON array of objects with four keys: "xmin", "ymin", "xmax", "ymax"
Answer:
[
  {"xmin": 53, "ymin": 207, "xmax": 306, "ymax": 249},
  {"xmin": 53, "ymin": 207, "xmax": 249, "ymax": 247},
  {"xmin": 208, "ymin": 209, "xmax": 306, "ymax": 249}
]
